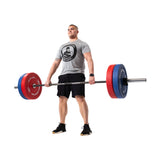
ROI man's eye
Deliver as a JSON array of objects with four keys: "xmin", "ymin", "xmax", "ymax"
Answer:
[{"xmin": 68, "ymin": 28, "xmax": 74, "ymax": 31}]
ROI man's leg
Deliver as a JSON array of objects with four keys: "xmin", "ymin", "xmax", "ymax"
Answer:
[
  {"xmin": 75, "ymin": 95, "xmax": 92, "ymax": 135},
  {"xmin": 52, "ymin": 96, "xmax": 68, "ymax": 134},
  {"xmin": 59, "ymin": 96, "xmax": 68, "ymax": 124},
  {"xmin": 75, "ymin": 95, "xmax": 88, "ymax": 124}
]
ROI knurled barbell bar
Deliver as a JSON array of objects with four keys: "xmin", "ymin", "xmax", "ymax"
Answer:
[{"xmin": 14, "ymin": 64, "xmax": 147, "ymax": 100}]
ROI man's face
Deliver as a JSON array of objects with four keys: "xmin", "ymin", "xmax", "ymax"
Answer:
[{"xmin": 68, "ymin": 26, "xmax": 78, "ymax": 39}]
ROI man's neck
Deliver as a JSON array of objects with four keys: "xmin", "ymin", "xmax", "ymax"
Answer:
[{"xmin": 69, "ymin": 37, "xmax": 78, "ymax": 42}]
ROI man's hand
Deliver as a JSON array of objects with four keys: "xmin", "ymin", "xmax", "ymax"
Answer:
[
  {"xmin": 45, "ymin": 80, "xmax": 51, "ymax": 87},
  {"xmin": 89, "ymin": 76, "xmax": 95, "ymax": 85}
]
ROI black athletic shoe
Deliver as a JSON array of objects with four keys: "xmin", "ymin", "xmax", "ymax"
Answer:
[
  {"xmin": 52, "ymin": 123, "xmax": 66, "ymax": 134},
  {"xmin": 81, "ymin": 124, "xmax": 92, "ymax": 136}
]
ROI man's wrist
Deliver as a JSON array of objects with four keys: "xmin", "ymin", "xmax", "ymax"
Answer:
[{"xmin": 89, "ymin": 73, "xmax": 94, "ymax": 77}]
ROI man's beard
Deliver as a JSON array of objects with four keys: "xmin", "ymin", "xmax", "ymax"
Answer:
[{"xmin": 69, "ymin": 34, "xmax": 76, "ymax": 39}]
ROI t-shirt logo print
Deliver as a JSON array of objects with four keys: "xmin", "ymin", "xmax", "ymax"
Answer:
[{"xmin": 61, "ymin": 44, "xmax": 77, "ymax": 62}]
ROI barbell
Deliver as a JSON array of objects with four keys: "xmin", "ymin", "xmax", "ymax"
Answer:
[{"xmin": 14, "ymin": 64, "xmax": 147, "ymax": 100}]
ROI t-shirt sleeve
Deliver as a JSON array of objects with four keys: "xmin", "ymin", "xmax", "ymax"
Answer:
[
  {"xmin": 55, "ymin": 46, "xmax": 62, "ymax": 60},
  {"xmin": 82, "ymin": 42, "xmax": 91, "ymax": 54}
]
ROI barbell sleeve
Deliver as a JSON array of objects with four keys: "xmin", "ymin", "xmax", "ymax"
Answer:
[{"xmin": 127, "ymin": 78, "xmax": 147, "ymax": 82}]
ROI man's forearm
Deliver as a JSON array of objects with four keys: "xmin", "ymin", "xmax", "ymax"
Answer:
[
  {"xmin": 47, "ymin": 60, "xmax": 61, "ymax": 80},
  {"xmin": 87, "ymin": 58, "xmax": 94, "ymax": 75}
]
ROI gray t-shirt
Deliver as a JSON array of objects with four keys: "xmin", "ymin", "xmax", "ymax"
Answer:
[{"xmin": 56, "ymin": 39, "xmax": 91, "ymax": 75}]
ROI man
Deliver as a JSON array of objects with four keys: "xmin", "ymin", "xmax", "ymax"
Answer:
[{"xmin": 45, "ymin": 24, "xmax": 95, "ymax": 136}]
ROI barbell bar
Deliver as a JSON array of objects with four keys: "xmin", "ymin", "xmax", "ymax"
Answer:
[
  {"xmin": 14, "ymin": 64, "xmax": 147, "ymax": 99},
  {"xmin": 34, "ymin": 78, "xmax": 146, "ymax": 87},
  {"xmin": 14, "ymin": 78, "xmax": 146, "ymax": 88}
]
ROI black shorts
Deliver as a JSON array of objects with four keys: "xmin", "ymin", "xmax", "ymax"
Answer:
[{"xmin": 57, "ymin": 73, "xmax": 85, "ymax": 98}]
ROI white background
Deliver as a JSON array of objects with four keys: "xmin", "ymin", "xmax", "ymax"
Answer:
[{"xmin": 0, "ymin": 0, "xmax": 160, "ymax": 159}]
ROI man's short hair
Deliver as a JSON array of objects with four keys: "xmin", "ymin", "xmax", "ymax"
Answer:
[{"xmin": 69, "ymin": 24, "xmax": 78, "ymax": 30}]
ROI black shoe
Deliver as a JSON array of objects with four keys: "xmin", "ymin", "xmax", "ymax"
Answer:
[
  {"xmin": 80, "ymin": 124, "xmax": 92, "ymax": 136},
  {"xmin": 52, "ymin": 123, "xmax": 66, "ymax": 134}
]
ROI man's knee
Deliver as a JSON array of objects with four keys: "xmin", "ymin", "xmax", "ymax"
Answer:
[
  {"xmin": 59, "ymin": 96, "xmax": 68, "ymax": 104},
  {"xmin": 75, "ymin": 96, "xmax": 85, "ymax": 103}
]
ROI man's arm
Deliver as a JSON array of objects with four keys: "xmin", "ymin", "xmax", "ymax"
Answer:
[
  {"xmin": 45, "ymin": 59, "xmax": 61, "ymax": 87},
  {"xmin": 83, "ymin": 52, "xmax": 95, "ymax": 84}
]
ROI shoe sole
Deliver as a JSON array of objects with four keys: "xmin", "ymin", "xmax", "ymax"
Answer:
[
  {"xmin": 80, "ymin": 133, "xmax": 92, "ymax": 136},
  {"xmin": 52, "ymin": 131, "xmax": 66, "ymax": 134}
]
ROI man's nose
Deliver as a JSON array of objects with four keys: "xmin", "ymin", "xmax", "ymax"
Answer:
[{"xmin": 68, "ymin": 28, "xmax": 73, "ymax": 32}]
